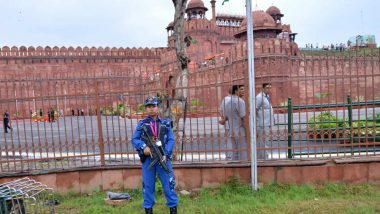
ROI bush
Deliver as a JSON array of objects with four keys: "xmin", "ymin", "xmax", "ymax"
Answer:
[
  {"xmin": 351, "ymin": 117, "xmax": 380, "ymax": 142},
  {"xmin": 308, "ymin": 112, "xmax": 380, "ymax": 141},
  {"xmin": 308, "ymin": 111, "xmax": 346, "ymax": 130},
  {"xmin": 190, "ymin": 99, "xmax": 203, "ymax": 112},
  {"xmin": 137, "ymin": 103, "xmax": 145, "ymax": 113}
]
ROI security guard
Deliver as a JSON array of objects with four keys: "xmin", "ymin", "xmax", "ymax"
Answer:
[{"xmin": 132, "ymin": 96, "xmax": 178, "ymax": 214}]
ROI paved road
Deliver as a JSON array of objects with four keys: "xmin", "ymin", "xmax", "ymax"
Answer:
[{"xmin": 1, "ymin": 107, "xmax": 379, "ymax": 160}]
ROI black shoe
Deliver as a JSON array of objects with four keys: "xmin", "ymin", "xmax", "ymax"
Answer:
[
  {"xmin": 145, "ymin": 208, "xmax": 153, "ymax": 214},
  {"xmin": 170, "ymin": 206, "xmax": 177, "ymax": 214}
]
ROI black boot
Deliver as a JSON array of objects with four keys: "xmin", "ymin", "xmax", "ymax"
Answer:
[
  {"xmin": 170, "ymin": 206, "xmax": 177, "ymax": 214},
  {"xmin": 145, "ymin": 208, "xmax": 153, "ymax": 214}
]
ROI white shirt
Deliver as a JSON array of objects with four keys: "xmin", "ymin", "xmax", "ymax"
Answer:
[{"xmin": 255, "ymin": 92, "xmax": 275, "ymax": 127}]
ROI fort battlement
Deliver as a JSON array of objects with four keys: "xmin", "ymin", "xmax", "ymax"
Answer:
[{"xmin": 0, "ymin": 46, "xmax": 166, "ymax": 58}]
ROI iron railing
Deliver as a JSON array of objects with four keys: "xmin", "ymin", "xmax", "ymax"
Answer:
[{"xmin": 0, "ymin": 51, "xmax": 379, "ymax": 173}]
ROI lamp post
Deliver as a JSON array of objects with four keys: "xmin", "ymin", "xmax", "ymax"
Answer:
[{"xmin": 246, "ymin": 0, "xmax": 258, "ymax": 191}]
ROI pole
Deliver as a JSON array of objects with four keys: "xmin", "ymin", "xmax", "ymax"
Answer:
[
  {"xmin": 247, "ymin": 0, "xmax": 258, "ymax": 191},
  {"xmin": 95, "ymin": 82, "xmax": 105, "ymax": 166},
  {"xmin": 287, "ymin": 97, "xmax": 293, "ymax": 159},
  {"xmin": 180, "ymin": 100, "xmax": 188, "ymax": 161},
  {"xmin": 347, "ymin": 95, "xmax": 354, "ymax": 154}
]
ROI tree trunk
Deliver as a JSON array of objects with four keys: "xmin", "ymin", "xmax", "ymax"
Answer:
[{"xmin": 170, "ymin": 0, "xmax": 189, "ymax": 132}]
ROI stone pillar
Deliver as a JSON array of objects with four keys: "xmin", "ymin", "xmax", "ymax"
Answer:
[{"xmin": 210, "ymin": 0, "xmax": 216, "ymax": 21}]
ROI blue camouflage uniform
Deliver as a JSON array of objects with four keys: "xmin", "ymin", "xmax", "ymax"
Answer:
[{"xmin": 132, "ymin": 96, "xmax": 178, "ymax": 209}]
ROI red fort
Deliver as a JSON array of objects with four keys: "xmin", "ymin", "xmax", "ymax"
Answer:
[{"xmin": 0, "ymin": 0, "xmax": 379, "ymax": 113}]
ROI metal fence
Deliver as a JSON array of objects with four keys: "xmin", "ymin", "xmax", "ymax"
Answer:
[
  {"xmin": 0, "ymin": 177, "xmax": 55, "ymax": 213},
  {"xmin": 0, "ymin": 51, "xmax": 379, "ymax": 173}
]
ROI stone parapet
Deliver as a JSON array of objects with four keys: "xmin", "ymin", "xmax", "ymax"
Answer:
[{"xmin": 0, "ymin": 46, "xmax": 166, "ymax": 58}]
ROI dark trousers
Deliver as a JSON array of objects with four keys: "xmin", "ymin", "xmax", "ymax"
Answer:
[{"xmin": 3, "ymin": 120, "xmax": 11, "ymax": 133}]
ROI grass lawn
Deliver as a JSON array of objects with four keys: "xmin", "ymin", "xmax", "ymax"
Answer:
[{"xmin": 55, "ymin": 178, "xmax": 380, "ymax": 214}]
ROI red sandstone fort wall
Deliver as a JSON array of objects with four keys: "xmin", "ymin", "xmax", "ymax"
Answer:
[
  {"xmin": 291, "ymin": 56, "xmax": 380, "ymax": 104},
  {"xmin": 0, "ymin": 46, "xmax": 165, "ymax": 58},
  {"xmin": 0, "ymin": 46, "xmax": 165, "ymax": 114},
  {"xmin": 0, "ymin": 43, "xmax": 379, "ymax": 116},
  {"xmin": 157, "ymin": 39, "xmax": 379, "ymax": 111}
]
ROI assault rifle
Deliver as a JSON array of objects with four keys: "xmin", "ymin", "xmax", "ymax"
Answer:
[{"xmin": 141, "ymin": 126, "xmax": 172, "ymax": 174}]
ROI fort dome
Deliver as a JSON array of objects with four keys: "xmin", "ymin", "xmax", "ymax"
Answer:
[
  {"xmin": 186, "ymin": 0, "xmax": 208, "ymax": 12},
  {"xmin": 266, "ymin": 6, "xmax": 282, "ymax": 16},
  {"xmin": 239, "ymin": 10, "xmax": 277, "ymax": 30},
  {"xmin": 235, "ymin": 10, "xmax": 281, "ymax": 39},
  {"xmin": 166, "ymin": 21, "xmax": 174, "ymax": 30}
]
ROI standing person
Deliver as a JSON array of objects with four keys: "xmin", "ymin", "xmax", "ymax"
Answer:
[
  {"xmin": 132, "ymin": 96, "xmax": 178, "ymax": 214},
  {"xmin": 219, "ymin": 88, "xmax": 232, "ymax": 131},
  {"xmin": 48, "ymin": 108, "xmax": 52, "ymax": 123},
  {"xmin": 3, "ymin": 110, "xmax": 12, "ymax": 133},
  {"xmin": 71, "ymin": 109, "xmax": 75, "ymax": 116},
  {"xmin": 256, "ymin": 83, "xmax": 275, "ymax": 160},
  {"xmin": 224, "ymin": 85, "xmax": 247, "ymax": 160},
  {"xmin": 50, "ymin": 108, "xmax": 55, "ymax": 122}
]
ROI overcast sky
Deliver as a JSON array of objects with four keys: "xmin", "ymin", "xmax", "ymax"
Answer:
[{"xmin": 0, "ymin": 0, "xmax": 379, "ymax": 48}]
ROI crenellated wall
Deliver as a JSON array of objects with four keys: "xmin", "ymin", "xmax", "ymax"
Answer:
[
  {"xmin": 0, "ymin": 46, "xmax": 165, "ymax": 58},
  {"xmin": 1, "ymin": 41, "xmax": 377, "ymax": 115},
  {"xmin": 0, "ymin": 46, "xmax": 165, "ymax": 114},
  {"xmin": 0, "ymin": 46, "xmax": 164, "ymax": 81}
]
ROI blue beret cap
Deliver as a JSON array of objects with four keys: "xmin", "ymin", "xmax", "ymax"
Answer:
[{"xmin": 145, "ymin": 96, "xmax": 159, "ymax": 106}]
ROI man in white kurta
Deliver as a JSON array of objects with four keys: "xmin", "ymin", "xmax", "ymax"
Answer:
[
  {"xmin": 256, "ymin": 83, "xmax": 275, "ymax": 159},
  {"xmin": 224, "ymin": 85, "xmax": 247, "ymax": 160},
  {"xmin": 219, "ymin": 89, "xmax": 232, "ymax": 131}
]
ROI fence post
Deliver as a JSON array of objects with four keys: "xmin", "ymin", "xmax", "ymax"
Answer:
[
  {"xmin": 347, "ymin": 95, "xmax": 353, "ymax": 129},
  {"xmin": 287, "ymin": 97, "xmax": 293, "ymax": 159},
  {"xmin": 347, "ymin": 95, "xmax": 354, "ymax": 153},
  {"xmin": 95, "ymin": 81, "xmax": 105, "ymax": 166},
  {"xmin": 180, "ymin": 99, "xmax": 188, "ymax": 161}
]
